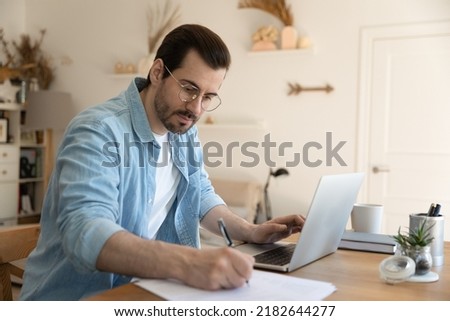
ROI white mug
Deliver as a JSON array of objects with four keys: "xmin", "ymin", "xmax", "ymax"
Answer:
[{"xmin": 351, "ymin": 203, "xmax": 383, "ymax": 233}]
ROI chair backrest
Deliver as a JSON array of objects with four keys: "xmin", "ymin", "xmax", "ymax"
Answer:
[
  {"xmin": 210, "ymin": 178, "xmax": 263, "ymax": 223},
  {"xmin": 0, "ymin": 223, "xmax": 40, "ymax": 300}
]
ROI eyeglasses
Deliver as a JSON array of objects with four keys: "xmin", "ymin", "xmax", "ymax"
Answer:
[{"xmin": 164, "ymin": 65, "xmax": 221, "ymax": 112}]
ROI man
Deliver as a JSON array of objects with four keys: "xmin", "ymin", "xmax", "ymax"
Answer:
[{"xmin": 20, "ymin": 24, "xmax": 304, "ymax": 300}]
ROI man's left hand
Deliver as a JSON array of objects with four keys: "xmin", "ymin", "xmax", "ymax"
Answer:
[{"xmin": 249, "ymin": 214, "xmax": 305, "ymax": 244}]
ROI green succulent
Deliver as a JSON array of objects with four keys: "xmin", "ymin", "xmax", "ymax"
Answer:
[{"xmin": 393, "ymin": 219, "xmax": 434, "ymax": 250}]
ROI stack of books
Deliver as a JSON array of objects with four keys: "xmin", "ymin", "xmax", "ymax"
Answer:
[{"xmin": 339, "ymin": 230, "xmax": 397, "ymax": 254}]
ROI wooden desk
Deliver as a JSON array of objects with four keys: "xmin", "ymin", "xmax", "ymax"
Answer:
[{"xmin": 87, "ymin": 243, "xmax": 450, "ymax": 301}]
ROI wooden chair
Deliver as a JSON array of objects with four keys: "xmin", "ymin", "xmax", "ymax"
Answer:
[{"xmin": 0, "ymin": 223, "xmax": 40, "ymax": 300}]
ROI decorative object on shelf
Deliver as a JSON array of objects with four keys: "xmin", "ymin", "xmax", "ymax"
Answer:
[
  {"xmin": 20, "ymin": 194, "xmax": 34, "ymax": 214},
  {"xmin": 281, "ymin": 26, "xmax": 297, "ymax": 50},
  {"xmin": 126, "ymin": 63, "xmax": 136, "ymax": 74},
  {"xmin": 251, "ymin": 25, "xmax": 278, "ymax": 51},
  {"xmin": 138, "ymin": 0, "xmax": 181, "ymax": 76},
  {"xmin": 20, "ymin": 129, "xmax": 38, "ymax": 145},
  {"xmin": 114, "ymin": 62, "xmax": 137, "ymax": 74},
  {"xmin": 0, "ymin": 117, "xmax": 8, "ymax": 143},
  {"xmin": 16, "ymin": 80, "xmax": 27, "ymax": 104},
  {"xmin": 29, "ymin": 77, "xmax": 40, "ymax": 92},
  {"xmin": 288, "ymin": 83, "xmax": 334, "ymax": 95},
  {"xmin": 0, "ymin": 63, "xmax": 34, "ymax": 85},
  {"xmin": 393, "ymin": 219, "xmax": 435, "ymax": 275},
  {"xmin": 114, "ymin": 62, "xmax": 125, "ymax": 74},
  {"xmin": 297, "ymin": 36, "xmax": 312, "ymax": 49},
  {"xmin": 239, "ymin": 0, "xmax": 305, "ymax": 50},
  {"xmin": 0, "ymin": 28, "xmax": 54, "ymax": 89},
  {"xmin": 0, "ymin": 79, "xmax": 17, "ymax": 103},
  {"xmin": 20, "ymin": 148, "xmax": 37, "ymax": 178},
  {"xmin": 204, "ymin": 116, "xmax": 215, "ymax": 125},
  {"xmin": 263, "ymin": 167, "xmax": 289, "ymax": 221}
]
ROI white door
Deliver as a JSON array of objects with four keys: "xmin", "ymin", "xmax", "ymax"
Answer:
[{"xmin": 358, "ymin": 22, "xmax": 450, "ymax": 240}]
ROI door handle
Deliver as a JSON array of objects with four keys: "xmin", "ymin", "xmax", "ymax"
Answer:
[{"xmin": 372, "ymin": 166, "xmax": 390, "ymax": 174}]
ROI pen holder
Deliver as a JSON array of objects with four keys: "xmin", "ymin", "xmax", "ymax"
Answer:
[{"xmin": 409, "ymin": 213, "xmax": 444, "ymax": 267}]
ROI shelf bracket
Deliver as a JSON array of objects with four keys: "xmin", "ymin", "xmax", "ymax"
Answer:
[{"xmin": 288, "ymin": 83, "xmax": 334, "ymax": 96}]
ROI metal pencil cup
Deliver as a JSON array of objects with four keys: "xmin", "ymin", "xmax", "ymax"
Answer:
[{"xmin": 409, "ymin": 213, "xmax": 444, "ymax": 267}]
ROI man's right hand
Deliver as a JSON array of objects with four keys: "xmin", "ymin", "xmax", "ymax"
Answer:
[
  {"xmin": 177, "ymin": 247, "xmax": 254, "ymax": 290},
  {"xmin": 97, "ymin": 231, "xmax": 254, "ymax": 291}
]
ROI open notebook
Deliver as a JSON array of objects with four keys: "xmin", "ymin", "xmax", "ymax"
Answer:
[{"xmin": 235, "ymin": 172, "xmax": 365, "ymax": 272}]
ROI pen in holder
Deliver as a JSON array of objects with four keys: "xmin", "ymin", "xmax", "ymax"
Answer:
[{"xmin": 409, "ymin": 213, "xmax": 444, "ymax": 267}]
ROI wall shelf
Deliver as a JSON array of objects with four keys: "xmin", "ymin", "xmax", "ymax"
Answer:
[
  {"xmin": 19, "ymin": 177, "xmax": 44, "ymax": 184},
  {"xmin": 197, "ymin": 122, "xmax": 266, "ymax": 131},
  {"xmin": 109, "ymin": 73, "xmax": 146, "ymax": 80},
  {"xmin": 110, "ymin": 73, "xmax": 137, "ymax": 79},
  {"xmin": 0, "ymin": 102, "xmax": 21, "ymax": 111},
  {"xmin": 247, "ymin": 47, "xmax": 315, "ymax": 57}
]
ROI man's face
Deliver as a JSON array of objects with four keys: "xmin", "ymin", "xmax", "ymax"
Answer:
[{"xmin": 153, "ymin": 51, "xmax": 226, "ymax": 134}]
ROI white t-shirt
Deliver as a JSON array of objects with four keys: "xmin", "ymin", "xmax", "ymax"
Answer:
[{"xmin": 147, "ymin": 132, "xmax": 181, "ymax": 239}]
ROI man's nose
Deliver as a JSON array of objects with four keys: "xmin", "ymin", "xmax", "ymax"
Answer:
[{"xmin": 185, "ymin": 97, "xmax": 203, "ymax": 116}]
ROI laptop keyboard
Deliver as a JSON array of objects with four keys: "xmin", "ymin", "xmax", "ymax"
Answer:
[{"xmin": 254, "ymin": 243, "xmax": 296, "ymax": 266}]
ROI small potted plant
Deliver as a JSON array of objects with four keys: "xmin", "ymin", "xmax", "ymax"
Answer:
[{"xmin": 393, "ymin": 220, "xmax": 434, "ymax": 275}]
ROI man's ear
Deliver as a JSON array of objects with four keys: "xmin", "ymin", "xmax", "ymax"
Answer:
[{"xmin": 149, "ymin": 58, "xmax": 164, "ymax": 84}]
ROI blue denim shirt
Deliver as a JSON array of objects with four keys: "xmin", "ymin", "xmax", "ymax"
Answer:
[{"xmin": 20, "ymin": 78, "xmax": 224, "ymax": 300}]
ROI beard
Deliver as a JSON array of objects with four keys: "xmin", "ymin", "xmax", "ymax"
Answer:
[{"xmin": 154, "ymin": 91, "xmax": 199, "ymax": 134}]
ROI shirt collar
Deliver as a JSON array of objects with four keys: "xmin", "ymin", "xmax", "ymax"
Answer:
[
  {"xmin": 125, "ymin": 78, "xmax": 187, "ymax": 147},
  {"xmin": 125, "ymin": 77, "xmax": 155, "ymax": 143}
]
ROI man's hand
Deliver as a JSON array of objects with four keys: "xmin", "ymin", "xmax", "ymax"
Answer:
[
  {"xmin": 97, "ymin": 230, "xmax": 254, "ymax": 291},
  {"xmin": 249, "ymin": 214, "xmax": 305, "ymax": 244},
  {"xmin": 180, "ymin": 247, "xmax": 254, "ymax": 290}
]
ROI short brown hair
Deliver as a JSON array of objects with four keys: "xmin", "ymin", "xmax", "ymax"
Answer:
[{"xmin": 148, "ymin": 24, "xmax": 231, "ymax": 84}]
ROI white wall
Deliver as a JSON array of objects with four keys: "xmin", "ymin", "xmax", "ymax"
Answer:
[
  {"xmin": 0, "ymin": 0, "xmax": 25, "ymax": 41},
  {"xmin": 3, "ymin": 0, "xmax": 450, "ymax": 216}
]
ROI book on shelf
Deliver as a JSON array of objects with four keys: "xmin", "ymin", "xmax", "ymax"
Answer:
[
  {"xmin": 339, "ymin": 230, "xmax": 397, "ymax": 254},
  {"xmin": 20, "ymin": 148, "xmax": 36, "ymax": 178},
  {"xmin": 21, "ymin": 194, "xmax": 34, "ymax": 214}
]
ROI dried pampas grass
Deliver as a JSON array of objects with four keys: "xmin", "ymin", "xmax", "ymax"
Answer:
[
  {"xmin": 238, "ymin": 0, "xmax": 294, "ymax": 26},
  {"xmin": 146, "ymin": 1, "xmax": 181, "ymax": 54}
]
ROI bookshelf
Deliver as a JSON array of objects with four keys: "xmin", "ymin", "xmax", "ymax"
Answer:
[{"xmin": 18, "ymin": 128, "xmax": 52, "ymax": 222}]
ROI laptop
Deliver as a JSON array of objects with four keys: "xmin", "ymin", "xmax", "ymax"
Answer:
[{"xmin": 234, "ymin": 172, "xmax": 365, "ymax": 272}]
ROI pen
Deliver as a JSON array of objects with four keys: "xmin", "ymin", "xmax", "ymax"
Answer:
[
  {"xmin": 218, "ymin": 218, "xmax": 234, "ymax": 247},
  {"xmin": 434, "ymin": 204, "xmax": 441, "ymax": 216},
  {"xmin": 217, "ymin": 218, "xmax": 249, "ymax": 286},
  {"xmin": 427, "ymin": 203, "xmax": 436, "ymax": 217}
]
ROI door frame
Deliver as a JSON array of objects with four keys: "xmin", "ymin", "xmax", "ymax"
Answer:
[{"xmin": 356, "ymin": 20, "xmax": 450, "ymax": 202}]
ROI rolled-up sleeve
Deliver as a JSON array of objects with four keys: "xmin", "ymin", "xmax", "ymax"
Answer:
[{"xmin": 55, "ymin": 119, "xmax": 124, "ymax": 272}]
